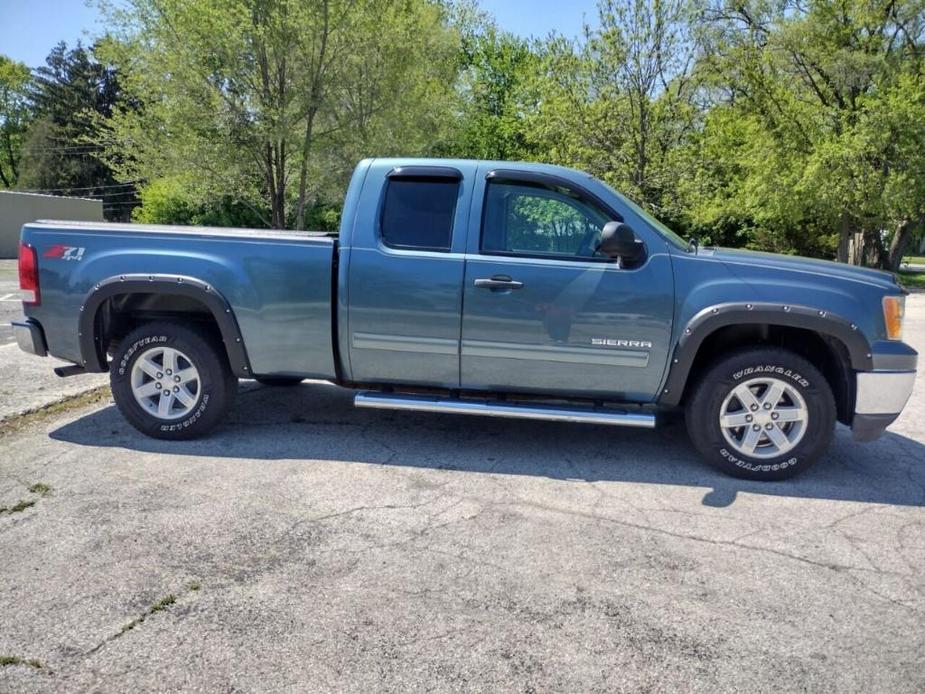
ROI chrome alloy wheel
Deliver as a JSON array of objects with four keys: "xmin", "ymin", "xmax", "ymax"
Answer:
[
  {"xmin": 719, "ymin": 377, "xmax": 809, "ymax": 459},
  {"xmin": 130, "ymin": 346, "xmax": 201, "ymax": 420}
]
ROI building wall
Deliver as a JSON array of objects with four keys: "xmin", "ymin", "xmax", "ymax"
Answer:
[{"xmin": 0, "ymin": 191, "xmax": 104, "ymax": 259}]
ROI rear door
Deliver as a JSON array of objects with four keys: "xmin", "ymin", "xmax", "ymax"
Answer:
[
  {"xmin": 344, "ymin": 163, "xmax": 473, "ymax": 388},
  {"xmin": 460, "ymin": 168, "xmax": 674, "ymax": 401}
]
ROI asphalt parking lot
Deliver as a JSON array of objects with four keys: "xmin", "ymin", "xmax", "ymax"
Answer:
[{"xmin": 1, "ymin": 297, "xmax": 923, "ymax": 692}]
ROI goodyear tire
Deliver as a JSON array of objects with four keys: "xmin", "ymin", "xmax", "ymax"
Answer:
[
  {"xmin": 685, "ymin": 347, "xmax": 836, "ymax": 480},
  {"xmin": 110, "ymin": 321, "xmax": 237, "ymax": 440}
]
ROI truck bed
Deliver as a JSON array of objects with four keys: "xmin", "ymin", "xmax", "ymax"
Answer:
[{"xmin": 21, "ymin": 220, "xmax": 338, "ymax": 379}]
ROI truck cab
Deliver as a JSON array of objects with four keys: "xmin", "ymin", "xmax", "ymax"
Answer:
[{"xmin": 339, "ymin": 159, "xmax": 675, "ymax": 402}]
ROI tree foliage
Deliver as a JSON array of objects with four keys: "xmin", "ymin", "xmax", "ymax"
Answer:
[
  {"xmin": 0, "ymin": 55, "xmax": 32, "ymax": 188},
  {"xmin": 3, "ymin": 0, "xmax": 923, "ymax": 268},
  {"xmin": 16, "ymin": 42, "xmax": 132, "ymax": 219},
  {"xmin": 96, "ymin": 0, "xmax": 461, "ymax": 229},
  {"xmin": 686, "ymin": 0, "xmax": 925, "ymax": 267}
]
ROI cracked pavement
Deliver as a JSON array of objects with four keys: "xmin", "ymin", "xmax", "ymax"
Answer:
[{"xmin": 1, "ymin": 296, "xmax": 924, "ymax": 692}]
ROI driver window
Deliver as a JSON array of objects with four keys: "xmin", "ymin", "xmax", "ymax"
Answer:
[{"xmin": 481, "ymin": 181, "xmax": 610, "ymax": 259}]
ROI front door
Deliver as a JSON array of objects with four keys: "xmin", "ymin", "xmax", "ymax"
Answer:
[{"xmin": 460, "ymin": 172, "xmax": 674, "ymax": 401}]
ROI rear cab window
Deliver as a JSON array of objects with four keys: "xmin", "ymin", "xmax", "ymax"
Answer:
[{"xmin": 380, "ymin": 168, "xmax": 462, "ymax": 252}]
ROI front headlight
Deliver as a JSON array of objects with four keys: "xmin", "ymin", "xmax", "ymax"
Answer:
[{"xmin": 882, "ymin": 295, "xmax": 905, "ymax": 340}]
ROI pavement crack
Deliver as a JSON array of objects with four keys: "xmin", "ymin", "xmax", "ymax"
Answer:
[
  {"xmin": 282, "ymin": 494, "xmax": 449, "ymax": 539},
  {"xmin": 492, "ymin": 497, "xmax": 925, "ymax": 590},
  {"xmin": 85, "ymin": 581, "xmax": 201, "ymax": 657}
]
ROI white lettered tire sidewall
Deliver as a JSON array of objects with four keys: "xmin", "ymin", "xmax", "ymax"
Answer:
[
  {"xmin": 110, "ymin": 321, "xmax": 236, "ymax": 440},
  {"xmin": 685, "ymin": 347, "xmax": 836, "ymax": 481}
]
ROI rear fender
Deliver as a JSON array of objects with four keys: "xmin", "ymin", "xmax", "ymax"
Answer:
[{"xmin": 78, "ymin": 273, "xmax": 252, "ymax": 377}]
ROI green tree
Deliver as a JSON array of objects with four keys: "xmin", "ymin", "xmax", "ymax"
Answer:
[
  {"xmin": 17, "ymin": 42, "xmax": 131, "ymax": 219},
  {"xmin": 0, "ymin": 55, "xmax": 32, "ymax": 188},
  {"xmin": 453, "ymin": 24, "xmax": 539, "ymax": 160},
  {"xmin": 524, "ymin": 0, "xmax": 699, "ymax": 227},
  {"xmin": 98, "ymin": 0, "xmax": 461, "ymax": 229},
  {"xmin": 691, "ymin": 0, "xmax": 925, "ymax": 269}
]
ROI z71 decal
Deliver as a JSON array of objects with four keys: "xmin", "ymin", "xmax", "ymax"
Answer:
[{"xmin": 43, "ymin": 244, "xmax": 85, "ymax": 261}]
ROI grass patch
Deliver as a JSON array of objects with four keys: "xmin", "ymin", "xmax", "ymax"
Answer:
[
  {"xmin": 901, "ymin": 255, "xmax": 925, "ymax": 266},
  {"xmin": 0, "ymin": 499, "xmax": 36, "ymax": 515},
  {"xmin": 898, "ymin": 270, "xmax": 925, "ymax": 289},
  {"xmin": 0, "ymin": 483, "xmax": 54, "ymax": 515},
  {"xmin": 0, "ymin": 386, "xmax": 111, "ymax": 441},
  {"xmin": 117, "ymin": 594, "xmax": 177, "ymax": 636},
  {"xmin": 0, "ymin": 656, "xmax": 42, "ymax": 669}
]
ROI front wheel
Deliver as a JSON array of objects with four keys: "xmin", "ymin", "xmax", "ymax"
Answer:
[
  {"xmin": 685, "ymin": 347, "xmax": 836, "ymax": 480},
  {"xmin": 110, "ymin": 321, "xmax": 237, "ymax": 440}
]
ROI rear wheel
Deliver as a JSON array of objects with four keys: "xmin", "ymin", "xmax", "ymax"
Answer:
[
  {"xmin": 110, "ymin": 321, "xmax": 237, "ymax": 439},
  {"xmin": 685, "ymin": 347, "xmax": 836, "ymax": 480}
]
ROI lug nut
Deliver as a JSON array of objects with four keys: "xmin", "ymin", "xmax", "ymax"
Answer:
[
  {"xmin": 752, "ymin": 424, "xmax": 760, "ymax": 431},
  {"xmin": 771, "ymin": 412, "xmax": 779, "ymax": 420},
  {"xmin": 763, "ymin": 402, "xmax": 772, "ymax": 410},
  {"xmin": 155, "ymin": 383, "xmax": 162, "ymax": 390},
  {"xmin": 174, "ymin": 375, "xmax": 181, "ymax": 382},
  {"xmin": 156, "ymin": 372, "xmax": 163, "ymax": 379},
  {"xmin": 166, "ymin": 369, "xmax": 172, "ymax": 375},
  {"xmin": 745, "ymin": 415, "xmax": 753, "ymax": 423},
  {"xmin": 750, "ymin": 404, "xmax": 759, "ymax": 411},
  {"xmin": 765, "ymin": 423, "xmax": 773, "ymax": 430},
  {"xmin": 173, "ymin": 386, "xmax": 179, "ymax": 393}
]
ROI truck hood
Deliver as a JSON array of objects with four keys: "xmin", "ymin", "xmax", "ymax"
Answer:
[{"xmin": 706, "ymin": 247, "xmax": 902, "ymax": 292}]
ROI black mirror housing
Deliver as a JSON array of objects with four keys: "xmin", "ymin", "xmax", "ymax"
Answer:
[{"xmin": 598, "ymin": 221, "xmax": 643, "ymax": 262}]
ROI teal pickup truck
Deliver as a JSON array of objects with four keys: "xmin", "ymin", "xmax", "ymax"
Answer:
[{"xmin": 12, "ymin": 158, "xmax": 917, "ymax": 480}]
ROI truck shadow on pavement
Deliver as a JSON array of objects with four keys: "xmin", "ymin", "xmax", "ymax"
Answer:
[{"xmin": 50, "ymin": 381, "xmax": 925, "ymax": 509}]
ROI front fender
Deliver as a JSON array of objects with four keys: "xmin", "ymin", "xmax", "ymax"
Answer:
[{"xmin": 658, "ymin": 302, "xmax": 872, "ymax": 406}]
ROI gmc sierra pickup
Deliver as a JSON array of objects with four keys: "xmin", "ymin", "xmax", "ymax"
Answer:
[{"xmin": 12, "ymin": 158, "xmax": 918, "ymax": 480}]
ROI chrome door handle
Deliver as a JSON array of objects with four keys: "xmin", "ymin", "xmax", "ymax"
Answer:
[{"xmin": 473, "ymin": 276, "xmax": 524, "ymax": 290}]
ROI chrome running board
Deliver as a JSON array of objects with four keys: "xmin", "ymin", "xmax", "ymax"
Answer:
[{"xmin": 354, "ymin": 392, "xmax": 656, "ymax": 428}]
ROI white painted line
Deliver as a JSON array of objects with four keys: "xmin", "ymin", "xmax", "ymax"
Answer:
[{"xmin": 0, "ymin": 294, "xmax": 18, "ymax": 301}]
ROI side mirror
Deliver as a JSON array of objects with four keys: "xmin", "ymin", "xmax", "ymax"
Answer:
[{"xmin": 598, "ymin": 221, "xmax": 643, "ymax": 262}]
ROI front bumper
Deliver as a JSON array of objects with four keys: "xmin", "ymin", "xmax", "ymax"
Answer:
[
  {"xmin": 12, "ymin": 318, "xmax": 47, "ymax": 357},
  {"xmin": 851, "ymin": 369, "xmax": 916, "ymax": 442}
]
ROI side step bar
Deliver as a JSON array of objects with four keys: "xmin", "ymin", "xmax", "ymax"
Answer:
[{"xmin": 354, "ymin": 392, "xmax": 656, "ymax": 428}]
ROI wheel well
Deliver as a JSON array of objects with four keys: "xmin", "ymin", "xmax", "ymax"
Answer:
[
  {"xmin": 682, "ymin": 324, "xmax": 855, "ymax": 424},
  {"xmin": 94, "ymin": 292, "xmax": 225, "ymax": 362}
]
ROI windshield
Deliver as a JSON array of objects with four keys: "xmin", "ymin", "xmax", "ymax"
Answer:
[{"xmin": 598, "ymin": 180, "xmax": 689, "ymax": 250}]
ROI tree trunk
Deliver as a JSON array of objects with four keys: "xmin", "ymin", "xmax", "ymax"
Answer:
[
  {"xmin": 836, "ymin": 214, "xmax": 851, "ymax": 263},
  {"xmin": 295, "ymin": 107, "xmax": 318, "ymax": 230},
  {"xmin": 886, "ymin": 218, "xmax": 921, "ymax": 272},
  {"xmin": 847, "ymin": 230, "xmax": 865, "ymax": 266},
  {"xmin": 864, "ymin": 228, "xmax": 885, "ymax": 269},
  {"xmin": 295, "ymin": 1, "xmax": 330, "ymax": 230},
  {"xmin": 265, "ymin": 143, "xmax": 278, "ymax": 227}
]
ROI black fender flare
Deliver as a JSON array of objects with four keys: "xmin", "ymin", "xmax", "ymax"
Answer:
[
  {"xmin": 78, "ymin": 273, "xmax": 252, "ymax": 377},
  {"xmin": 657, "ymin": 302, "xmax": 872, "ymax": 407}
]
